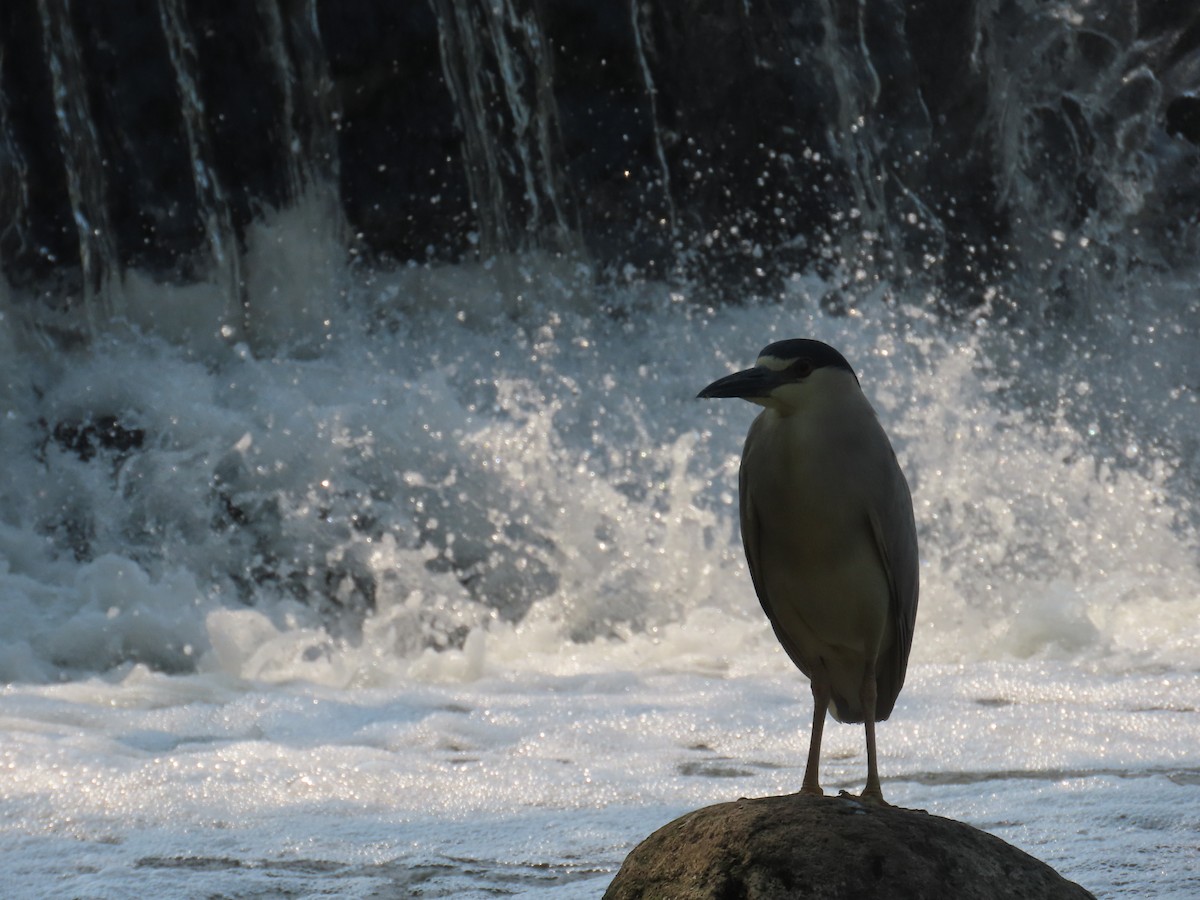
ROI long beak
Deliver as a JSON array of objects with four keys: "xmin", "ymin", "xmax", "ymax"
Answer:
[{"xmin": 697, "ymin": 365, "xmax": 783, "ymax": 400}]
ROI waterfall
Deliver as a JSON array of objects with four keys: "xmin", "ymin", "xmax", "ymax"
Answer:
[
  {"xmin": 429, "ymin": 0, "xmax": 577, "ymax": 257},
  {"xmin": 629, "ymin": 0, "xmax": 677, "ymax": 239},
  {"xmin": 0, "ymin": 1, "xmax": 1196, "ymax": 321},
  {"xmin": 971, "ymin": 1, "xmax": 1167, "ymax": 312},
  {"xmin": 156, "ymin": 0, "xmax": 243, "ymax": 335},
  {"xmin": 243, "ymin": 0, "xmax": 346, "ymax": 352},
  {"xmin": 255, "ymin": 0, "xmax": 342, "ymax": 207},
  {"xmin": 0, "ymin": 49, "xmax": 32, "ymax": 277},
  {"xmin": 36, "ymin": 0, "xmax": 118, "ymax": 325}
]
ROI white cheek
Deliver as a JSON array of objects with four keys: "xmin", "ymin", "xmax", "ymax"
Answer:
[
  {"xmin": 771, "ymin": 382, "xmax": 809, "ymax": 407},
  {"xmin": 755, "ymin": 355, "xmax": 793, "ymax": 373}
]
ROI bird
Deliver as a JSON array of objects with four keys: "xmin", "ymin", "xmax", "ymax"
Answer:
[{"xmin": 698, "ymin": 338, "xmax": 918, "ymax": 803}]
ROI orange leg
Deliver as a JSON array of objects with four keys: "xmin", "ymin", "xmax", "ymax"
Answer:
[
  {"xmin": 801, "ymin": 680, "xmax": 830, "ymax": 796},
  {"xmin": 859, "ymin": 665, "xmax": 886, "ymax": 804}
]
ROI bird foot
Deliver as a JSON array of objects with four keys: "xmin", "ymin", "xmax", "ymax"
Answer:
[{"xmin": 855, "ymin": 788, "xmax": 889, "ymax": 807}]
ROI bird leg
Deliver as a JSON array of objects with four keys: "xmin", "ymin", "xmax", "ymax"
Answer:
[
  {"xmin": 859, "ymin": 666, "xmax": 886, "ymax": 804},
  {"xmin": 801, "ymin": 680, "xmax": 830, "ymax": 796}
]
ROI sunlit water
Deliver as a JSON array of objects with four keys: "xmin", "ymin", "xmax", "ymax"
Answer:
[{"xmin": 2, "ymin": 214, "xmax": 1199, "ymax": 896}]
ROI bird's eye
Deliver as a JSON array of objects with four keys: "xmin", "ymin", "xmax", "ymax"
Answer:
[{"xmin": 791, "ymin": 359, "xmax": 814, "ymax": 378}]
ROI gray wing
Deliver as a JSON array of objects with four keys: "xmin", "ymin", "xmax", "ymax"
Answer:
[
  {"xmin": 868, "ymin": 447, "xmax": 919, "ymax": 720},
  {"xmin": 738, "ymin": 426, "xmax": 816, "ymax": 681}
]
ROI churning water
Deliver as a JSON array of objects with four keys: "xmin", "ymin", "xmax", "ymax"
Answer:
[{"xmin": 2, "ymin": 195, "xmax": 1199, "ymax": 896}]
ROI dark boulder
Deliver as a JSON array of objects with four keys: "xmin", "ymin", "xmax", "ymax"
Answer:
[{"xmin": 605, "ymin": 793, "xmax": 1095, "ymax": 900}]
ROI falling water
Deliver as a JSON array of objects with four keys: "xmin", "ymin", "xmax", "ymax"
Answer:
[
  {"xmin": 157, "ymin": 0, "xmax": 243, "ymax": 333},
  {"xmin": 243, "ymin": 0, "xmax": 346, "ymax": 353},
  {"xmin": 36, "ymin": 0, "xmax": 118, "ymax": 323},
  {"xmin": 0, "ymin": 51, "xmax": 32, "ymax": 271},
  {"xmin": 971, "ymin": 1, "xmax": 1165, "ymax": 307},
  {"xmin": 255, "ymin": 0, "xmax": 342, "ymax": 206},
  {"xmin": 429, "ymin": 0, "xmax": 577, "ymax": 257},
  {"xmin": 629, "ymin": 0, "xmax": 677, "ymax": 238}
]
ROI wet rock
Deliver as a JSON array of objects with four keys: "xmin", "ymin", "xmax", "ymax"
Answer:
[
  {"xmin": 605, "ymin": 792, "xmax": 1095, "ymax": 900},
  {"xmin": 1167, "ymin": 95, "xmax": 1200, "ymax": 145},
  {"xmin": 48, "ymin": 415, "xmax": 145, "ymax": 463}
]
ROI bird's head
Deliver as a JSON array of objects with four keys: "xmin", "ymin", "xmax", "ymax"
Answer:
[{"xmin": 697, "ymin": 339, "xmax": 860, "ymax": 415}]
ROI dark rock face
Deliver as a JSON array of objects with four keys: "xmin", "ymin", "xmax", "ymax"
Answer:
[{"xmin": 605, "ymin": 793, "xmax": 1096, "ymax": 900}]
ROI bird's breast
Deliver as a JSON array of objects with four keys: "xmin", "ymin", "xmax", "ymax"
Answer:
[
  {"xmin": 741, "ymin": 406, "xmax": 892, "ymax": 655},
  {"xmin": 745, "ymin": 408, "xmax": 876, "ymax": 555}
]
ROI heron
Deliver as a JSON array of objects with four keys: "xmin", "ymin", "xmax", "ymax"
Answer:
[{"xmin": 698, "ymin": 338, "xmax": 918, "ymax": 803}]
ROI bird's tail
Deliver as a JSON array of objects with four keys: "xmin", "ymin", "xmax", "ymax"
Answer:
[{"xmin": 829, "ymin": 676, "xmax": 899, "ymax": 724}]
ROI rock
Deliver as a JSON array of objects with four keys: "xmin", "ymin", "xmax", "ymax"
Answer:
[
  {"xmin": 48, "ymin": 415, "xmax": 145, "ymax": 463},
  {"xmin": 604, "ymin": 793, "xmax": 1095, "ymax": 900}
]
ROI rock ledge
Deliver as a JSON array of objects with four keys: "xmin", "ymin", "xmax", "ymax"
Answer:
[{"xmin": 605, "ymin": 793, "xmax": 1095, "ymax": 899}]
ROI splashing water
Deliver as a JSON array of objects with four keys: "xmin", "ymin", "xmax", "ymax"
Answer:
[
  {"xmin": 5, "ymin": 265, "xmax": 1197, "ymax": 685},
  {"xmin": 2, "ymin": 208, "xmax": 1200, "ymax": 896}
]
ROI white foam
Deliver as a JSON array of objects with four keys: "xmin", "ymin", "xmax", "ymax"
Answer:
[
  {"xmin": 1, "ymin": 659, "xmax": 1196, "ymax": 897},
  {"xmin": 4, "ymin": 264, "xmax": 1199, "ymax": 684}
]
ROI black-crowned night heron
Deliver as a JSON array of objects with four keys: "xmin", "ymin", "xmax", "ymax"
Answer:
[{"xmin": 699, "ymin": 338, "xmax": 918, "ymax": 803}]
